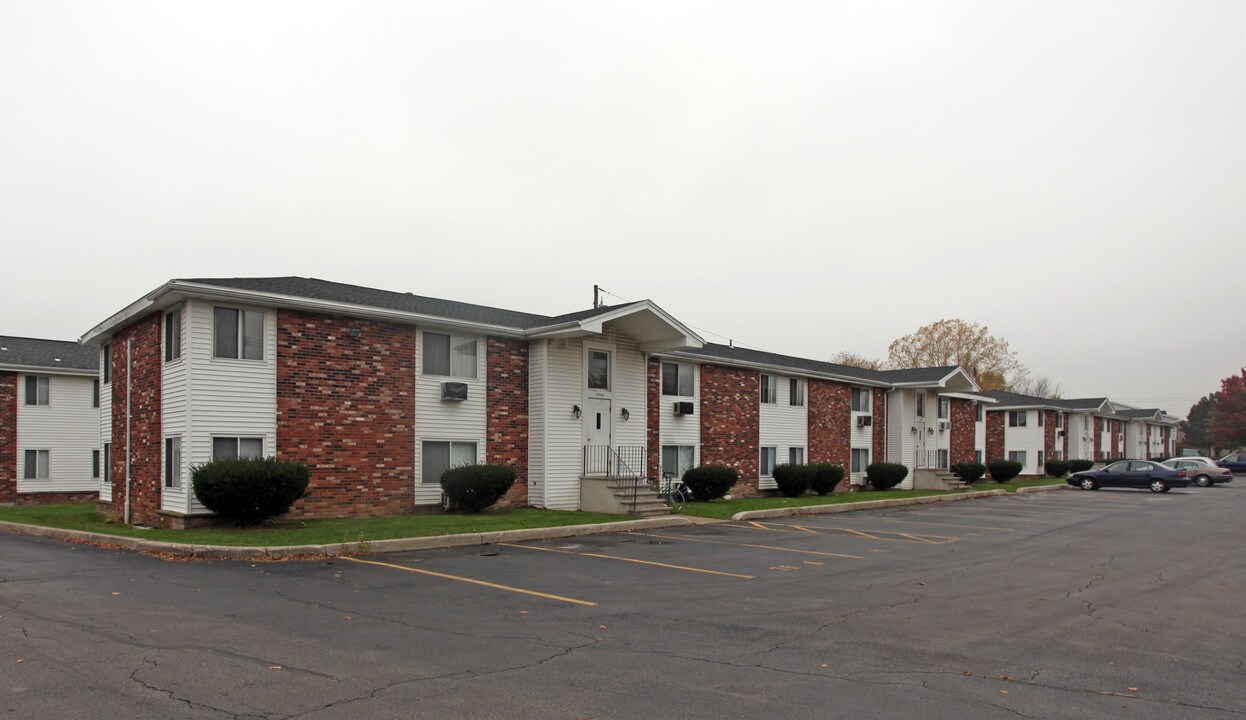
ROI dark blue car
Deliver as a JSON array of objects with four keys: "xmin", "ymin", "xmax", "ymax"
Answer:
[
  {"xmin": 1217, "ymin": 454, "xmax": 1246, "ymax": 474},
  {"xmin": 1067, "ymin": 460, "xmax": 1190, "ymax": 493}
]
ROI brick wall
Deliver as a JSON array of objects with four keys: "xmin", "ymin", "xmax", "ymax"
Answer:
[
  {"xmin": 1043, "ymin": 410, "xmax": 1057, "ymax": 463},
  {"xmin": 872, "ymin": 388, "xmax": 886, "ymax": 465},
  {"xmin": 985, "ymin": 411, "xmax": 1005, "ymax": 461},
  {"xmin": 1063, "ymin": 413, "xmax": 1069, "ymax": 458},
  {"xmin": 808, "ymin": 379, "xmax": 850, "ymax": 469},
  {"xmin": 486, "ymin": 336, "xmax": 529, "ymax": 507},
  {"xmin": 1094, "ymin": 417, "xmax": 1103, "ymax": 460},
  {"xmin": 0, "ymin": 372, "xmax": 15, "ymax": 503},
  {"xmin": 949, "ymin": 399, "xmax": 976, "ymax": 464},
  {"xmin": 108, "ymin": 314, "xmax": 163, "ymax": 525},
  {"xmin": 646, "ymin": 357, "xmax": 660, "ymax": 481},
  {"xmin": 275, "ymin": 311, "xmax": 416, "ymax": 518},
  {"xmin": 700, "ymin": 364, "xmax": 759, "ymax": 495},
  {"xmin": 1111, "ymin": 420, "xmax": 1122, "ymax": 459}
]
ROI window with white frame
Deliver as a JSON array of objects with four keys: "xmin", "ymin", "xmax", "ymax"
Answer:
[
  {"xmin": 916, "ymin": 392, "xmax": 925, "ymax": 418},
  {"xmin": 851, "ymin": 448, "xmax": 870, "ymax": 473},
  {"xmin": 937, "ymin": 449, "xmax": 949, "ymax": 469},
  {"xmin": 938, "ymin": 397, "xmax": 949, "ymax": 419},
  {"xmin": 976, "ymin": 403, "xmax": 984, "ymax": 422},
  {"xmin": 1037, "ymin": 450, "xmax": 1045, "ymax": 470},
  {"xmin": 851, "ymin": 387, "xmax": 871, "ymax": 413},
  {"xmin": 1008, "ymin": 450, "xmax": 1026, "ymax": 466},
  {"xmin": 1008, "ymin": 411, "xmax": 1027, "ymax": 427},
  {"xmin": 92, "ymin": 379, "xmax": 100, "ymax": 408},
  {"xmin": 975, "ymin": 450, "xmax": 983, "ymax": 464},
  {"xmin": 789, "ymin": 447, "xmax": 805, "ymax": 465},
  {"xmin": 661, "ymin": 445, "xmax": 695, "ymax": 478},
  {"xmin": 103, "ymin": 443, "xmax": 111, "ymax": 483},
  {"xmin": 24, "ymin": 376, "xmax": 49, "ymax": 406},
  {"xmin": 1053, "ymin": 450, "xmax": 1063, "ymax": 461},
  {"xmin": 1038, "ymin": 411, "xmax": 1044, "ymax": 426},
  {"xmin": 422, "ymin": 440, "xmax": 478, "ymax": 485},
  {"xmin": 789, "ymin": 378, "xmax": 805, "ymax": 407},
  {"xmin": 211, "ymin": 437, "xmax": 264, "ymax": 461},
  {"xmin": 92, "ymin": 449, "xmax": 101, "ymax": 479},
  {"xmin": 760, "ymin": 447, "xmax": 777, "ymax": 475},
  {"xmin": 661, "ymin": 362, "xmax": 694, "ymax": 397},
  {"xmin": 586, "ymin": 349, "xmax": 610, "ymax": 390},
  {"xmin": 1056, "ymin": 413, "xmax": 1064, "ymax": 429},
  {"xmin": 165, "ymin": 308, "xmax": 182, "ymax": 362},
  {"xmin": 23, "ymin": 450, "xmax": 49, "ymax": 480},
  {"xmin": 760, "ymin": 375, "xmax": 777, "ymax": 404},
  {"xmin": 165, "ymin": 437, "xmax": 182, "ymax": 488},
  {"xmin": 102, "ymin": 344, "xmax": 111, "ymax": 383},
  {"xmin": 423, "ymin": 332, "xmax": 478, "ymax": 379},
  {"xmin": 213, "ymin": 307, "xmax": 264, "ymax": 360}
]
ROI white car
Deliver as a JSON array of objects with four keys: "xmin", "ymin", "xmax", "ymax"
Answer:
[{"xmin": 1160, "ymin": 458, "xmax": 1234, "ymax": 487}]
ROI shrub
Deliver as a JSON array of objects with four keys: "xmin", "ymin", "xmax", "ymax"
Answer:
[
  {"xmin": 681, "ymin": 465, "xmax": 739, "ymax": 502},
  {"xmin": 950, "ymin": 461, "xmax": 987, "ymax": 485},
  {"xmin": 192, "ymin": 457, "xmax": 310, "ymax": 526},
  {"xmin": 987, "ymin": 460, "xmax": 1023, "ymax": 482},
  {"xmin": 809, "ymin": 463, "xmax": 845, "ymax": 495},
  {"xmin": 772, "ymin": 463, "xmax": 815, "ymax": 497},
  {"xmin": 440, "ymin": 464, "xmax": 516, "ymax": 513},
  {"xmin": 1044, "ymin": 459, "xmax": 1070, "ymax": 477},
  {"xmin": 1068, "ymin": 459, "xmax": 1094, "ymax": 473},
  {"xmin": 866, "ymin": 462, "xmax": 909, "ymax": 490}
]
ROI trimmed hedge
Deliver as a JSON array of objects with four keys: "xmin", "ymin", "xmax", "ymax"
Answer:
[
  {"xmin": 987, "ymin": 460, "xmax": 1023, "ymax": 482},
  {"xmin": 810, "ymin": 463, "xmax": 845, "ymax": 495},
  {"xmin": 950, "ymin": 461, "xmax": 987, "ymax": 485},
  {"xmin": 440, "ymin": 464, "xmax": 516, "ymax": 513},
  {"xmin": 192, "ymin": 457, "xmax": 310, "ymax": 526},
  {"xmin": 866, "ymin": 462, "xmax": 909, "ymax": 490},
  {"xmin": 772, "ymin": 464, "xmax": 815, "ymax": 497},
  {"xmin": 1044, "ymin": 459, "xmax": 1070, "ymax": 478},
  {"xmin": 1068, "ymin": 459, "xmax": 1094, "ymax": 473},
  {"xmin": 682, "ymin": 465, "xmax": 739, "ymax": 502}
]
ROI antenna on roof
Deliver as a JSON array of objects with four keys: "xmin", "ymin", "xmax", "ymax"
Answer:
[
  {"xmin": 593, "ymin": 284, "xmax": 600, "ymax": 309},
  {"xmin": 729, "ymin": 339, "xmax": 733, "ymax": 348}
]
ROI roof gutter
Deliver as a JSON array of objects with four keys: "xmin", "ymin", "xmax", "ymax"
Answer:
[
  {"xmin": 0, "ymin": 364, "xmax": 98, "ymax": 377},
  {"xmin": 656, "ymin": 350, "xmax": 892, "ymax": 388}
]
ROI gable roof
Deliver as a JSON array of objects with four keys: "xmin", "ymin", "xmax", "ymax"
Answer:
[
  {"xmin": 675, "ymin": 343, "xmax": 892, "ymax": 385},
  {"xmin": 0, "ymin": 336, "xmax": 98, "ymax": 374},
  {"xmin": 1116, "ymin": 407, "xmax": 1170, "ymax": 422},
  {"xmin": 981, "ymin": 390, "xmax": 1067, "ymax": 409}
]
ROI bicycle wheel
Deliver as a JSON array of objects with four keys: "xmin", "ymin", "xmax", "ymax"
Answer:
[{"xmin": 669, "ymin": 488, "xmax": 686, "ymax": 513}]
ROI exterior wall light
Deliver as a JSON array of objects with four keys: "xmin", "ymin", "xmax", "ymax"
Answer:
[
  {"xmin": 928, "ymin": 427, "xmax": 935, "ymax": 436},
  {"xmin": 572, "ymin": 405, "xmax": 582, "ymax": 419},
  {"xmin": 911, "ymin": 426, "xmax": 918, "ymax": 435},
  {"xmin": 620, "ymin": 408, "xmax": 630, "ymax": 421}
]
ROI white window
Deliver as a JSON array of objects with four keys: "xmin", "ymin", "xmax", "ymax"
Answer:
[
  {"xmin": 424, "ymin": 332, "xmax": 478, "ymax": 379},
  {"xmin": 760, "ymin": 375, "xmax": 777, "ymax": 404},
  {"xmin": 92, "ymin": 379, "xmax": 100, "ymax": 408},
  {"xmin": 24, "ymin": 376, "xmax": 49, "ymax": 406},
  {"xmin": 165, "ymin": 437, "xmax": 182, "ymax": 488},
  {"xmin": 760, "ymin": 447, "xmax": 777, "ymax": 475},
  {"xmin": 851, "ymin": 387, "xmax": 871, "ymax": 413},
  {"xmin": 938, "ymin": 397, "xmax": 949, "ymax": 419},
  {"xmin": 916, "ymin": 392, "xmax": 925, "ymax": 418},
  {"xmin": 1053, "ymin": 450, "xmax": 1063, "ymax": 461},
  {"xmin": 1056, "ymin": 413, "xmax": 1064, "ymax": 429},
  {"xmin": 661, "ymin": 363, "xmax": 694, "ymax": 397},
  {"xmin": 789, "ymin": 378, "xmax": 805, "ymax": 407},
  {"xmin": 213, "ymin": 307, "xmax": 264, "ymax": 360},
  {"xmin": 103, "ymin": 443, "xmax": 111, "ymax": 483},
  {"xmin": 937, "ymin": 449, "xmax": 949, "ymax": 469},
  {"xmin": 1037, "ymin": 450, "xmax": 1045, "ymax": 469},
  {"xmin": 851, "ymin": 448, "xmax": 870, "ymax": 473},
  {"xmin": 92, "ymin": 449, "xmax": 101, "ymax": 479},
  {"xmin": 211, "ymin": 437, "xmax": 264, "ymax": 461},
  {"xmin": 1008, "ymin": 450, "xmax": 1026, "ymax": 466},
  {"xmin": 23, "ymin": 450, "xmax": 50, "ymax": 480},
  {"xmin": 661, "ymin": 445, "xmax": 695, "ymax": 478},
  {"xmin": 586, "ymin": 349, "xmax": 610, "ymax": 390},
  {"xmin": 1008, "ymin": 411, "xmax": 1027, "ymax": 427},
  {"xmin": 1038, "ymin": 411, "xmax": 1044, "ymax": 426},
  {"xmin": 165, "ymin": 308, "xmax": 182, "ymax": 362},
  {"xmin": 422, "ymin": 440, "xmax": 478, "ymax": 485},
  {"xmin": 789, "ymin": 447, "xmax": 805, "ymax": 465},
  {"xmin": 975, "ymin": 450, "xmax": 983, "ymax": 464},
  {"xmin": 976, "ymin": 403, "xmax": 984, "ymax": 422},
  {"xmin": 102, "ymin": 343, "xmax": 112, "ymax": 383}
]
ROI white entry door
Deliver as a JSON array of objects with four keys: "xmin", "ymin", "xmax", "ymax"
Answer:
[{"xmin": 584, "ymin": 397, "xmax": 612, "ymax": 447}]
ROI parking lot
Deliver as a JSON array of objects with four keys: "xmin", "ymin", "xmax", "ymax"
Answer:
[{"xmin": 4, "ymin": 485, "xmax": 1244, "ymax": 719}]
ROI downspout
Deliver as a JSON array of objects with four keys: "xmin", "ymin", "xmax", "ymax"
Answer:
[{"xmin": 124, "ymin": 338, "xmax": 132, "ymax": 525}]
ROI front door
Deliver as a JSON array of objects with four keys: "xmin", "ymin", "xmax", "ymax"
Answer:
[
  {"xmin": 584, "ymin": 396, "xmax": 612, "ymax": 448},
  {"xmin": 914, "ymin": 391, "xmax": 928, "ymax": 467}
]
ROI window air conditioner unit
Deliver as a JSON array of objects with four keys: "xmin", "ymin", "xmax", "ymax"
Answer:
[
  {"xmin": 857, "ymin": 415, "xmax": 872, "ymax": 427},
  {"xmin": 673, "ymin": 401, "xmax": 695, "ymax": 416},
  {"xmin": 1057, "ymin": 429, "xmax": 1065, "ymax": 437},
  {"xmin": 938, "ymin": 420, "xmax": 950, "ymax": 430},
  {"xmin": 441, "ymin": 382, "xmax": 468, "ymax": 402}
]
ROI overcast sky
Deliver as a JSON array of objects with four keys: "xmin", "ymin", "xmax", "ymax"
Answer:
[{"xmin": 2, "ymin": 1, "xmax": 1242, "ymax": 417}]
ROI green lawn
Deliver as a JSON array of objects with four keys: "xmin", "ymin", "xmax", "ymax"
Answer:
[
  {"xmin": 966, "ymin": 477, "xmax": 1068, "ymax": 493},
  {"xmin": 679, "ymin": 489, "xmax": 968, "ymax": 520},
  {"xmin": 0, "ymin": 503, "xmax": 631, "ymax": 547}
]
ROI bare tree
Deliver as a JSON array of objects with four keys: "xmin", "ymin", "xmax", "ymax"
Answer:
[
  {"xmin": 828, "ymin": 351, "xmax": 886, "ymax": 371},
  {"xmin": 1010, "ymin": 372, "xmax": 1064, "ymax": 399}
]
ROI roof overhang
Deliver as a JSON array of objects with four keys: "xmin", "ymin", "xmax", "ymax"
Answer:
[
  {"xmin": 938, "ymin": 392, "xmax": 998, "ymax": 404},
  {"xmin": 0, "ymin": 363, "xmax": 97, "ymax": 377},
  {"xmin": 656, "ymin": 350, "xmax": 892, "ymax": 388},
  {"xmin": 891, "ymin": 367, "xmax": 981, "ymax": 393},
  {"xmin": 527, "ymin": 301, "xmax": 704, "ymax": 352}
]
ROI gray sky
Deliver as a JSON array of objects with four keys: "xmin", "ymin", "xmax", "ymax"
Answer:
[{"xmin": 3, "ymin": 1, "xmax": 1242, "ymax": 418}]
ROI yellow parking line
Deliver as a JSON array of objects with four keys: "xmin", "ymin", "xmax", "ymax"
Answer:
[
  {"xmin": 339, "ymin": 556, "xmax": 598, "ymax": 607},
  {"xmin": 762, "ymin": 521, "xmax": 960, "ymax": 544},
  {"xmin": 826, "ymin": 516, "xmax": 1017, "ymax": 532},
  {"xmin": 629, "ymin": 532, "xmax": 863, "ymax": 560},
  {"xmin": 497, "ymin": 543, "xmax": 756, "ymax": 580}
]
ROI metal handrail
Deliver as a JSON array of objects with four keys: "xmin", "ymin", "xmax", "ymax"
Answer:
[{"xmin": 582, "ymin": 444, "xmax": 649, "ymax": 511}]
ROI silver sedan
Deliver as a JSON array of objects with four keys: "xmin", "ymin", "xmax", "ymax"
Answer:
[{"xmin": 1160, "ymin": 458, "xmax": 1234, "ymax": 487}]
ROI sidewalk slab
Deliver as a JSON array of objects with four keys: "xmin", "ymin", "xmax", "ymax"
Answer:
[
  {"xmin": 731, "ymin": 489, "xmax": 1007, "ymax": 521},
  {"xmin": 1015, "ymin": 483, "xmax": 1071, "ymax": 493}
]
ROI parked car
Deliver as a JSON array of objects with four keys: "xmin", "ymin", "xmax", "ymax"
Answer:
[
  {"xmin": 1217, "ymin": 454, "xmax": 1246, "ymax": 474},
  {"xmin": 1067, "ymin": 460, "xmax": 1190, "ymax": 493},
  {"xmin": 1160, "ymin": 458, "xmax": 1233, "ymax": 487}
]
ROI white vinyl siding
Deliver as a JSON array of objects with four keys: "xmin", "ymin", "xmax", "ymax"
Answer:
[
  {"xmin": 528, "ymin": 340, "xmax": 548, "ymax": 507},
  {"xmin": 850, "ymin": 387, "xmax": 873, "ymax": 454},
  {"xmin": 886, "ymin": 389, "xmax": 919, "ymax": 489},
  {"xmin": 1003, "ymin": 408, "xmax": 1044, "ymax": 474},
  {"xmin": 16, "ymin": 374, "xmax": 99, "ymax": 494},
  {"xmin": 759, "ymin": 374, "xmax": 807, "ymax": 490},
  {"xmin": 415, "ymin": 328, "xmax": 487, "ymax": 505},
  {"xmin": 99, "ymin": 345, "xmax": 113, "ymax": 501},
  {"xmin": 161, "ymin": 302, "xmax": 189, "ymax": 512},
  {"xmin": 851, "ymin": 447, "xmax": 870, "ymax": 476},
  {"xmin": 659, "ymin": 362, "xmax": 699, "ymax": 473}
]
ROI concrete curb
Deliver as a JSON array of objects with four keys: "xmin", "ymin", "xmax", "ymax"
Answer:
[
  {"xmin": 0, "ymin": 515, "xmax": 701, "ymax": 561},
  {"xmin": 731, "ymin": 489, "xmax": 1008, "ymax": 521},
  {"xmin": 1015, "ymin": 483, "xmax": 1072, "ymax": 493}
]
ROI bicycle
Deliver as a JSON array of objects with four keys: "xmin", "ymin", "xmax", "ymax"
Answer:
[{"xmin": 656, "ymin": 471, "xmax": 688, "ymax": 513}]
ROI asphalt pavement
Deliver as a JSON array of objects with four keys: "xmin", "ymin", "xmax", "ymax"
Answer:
[{"xmin": 3, "ymin": 484, "xmax": 1243, "ymax": 719}]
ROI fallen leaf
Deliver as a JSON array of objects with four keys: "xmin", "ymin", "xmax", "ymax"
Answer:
[
  {"xmin": 821, "ymin": 664, "xmax": 828, "ymax": 668},
  {"xmin": 599, "ymin": 625, "xmax": 607, "ymax": 630},
  {"xmin": 111, "ymin": 592, "xmax": 121, "ymax": 596},
  {"xmin": 519, "ymin": 610, "xmax": 528, "ymax": 615},
  {"xmin": 343, "ymin": 616, "xmax": 354, "ymax": 621},
  {"xmin": 999, "ymin": 675, "xmax": 1014, "ymax": 681},
  {"xmin": 963, "ymin": 671, "xmax": 973, "ymax": 676},
  {"xmin": 16, "ymin": 660, "xmax": 24, "ymax": 664},
  {"xmin": 270, "ymin": 666, "xmax": 282, "ymax": 670},
  {"xmin": 1000, "ymin": 690, "xmax": 1008, "ymax": 695},
  {"xmin": 1128, "ymin": 687, "xmax": 1138, "ymax": 691}
]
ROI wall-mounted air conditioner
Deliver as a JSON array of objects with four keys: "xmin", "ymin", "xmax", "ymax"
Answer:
[
  {"xmin": 673, "ymin": 401, "xmax": 695, "ymax": 416},
  {"xmin": 441, "ymin": 382, "xmax": 468, "ymax": 402},
  {"xmin": 938, "ymin": 420, "xmax": 950, "ymax": 431},
  {"xmin": 857, "ymin": 415, "xmax": 873, "ymax": 427}
]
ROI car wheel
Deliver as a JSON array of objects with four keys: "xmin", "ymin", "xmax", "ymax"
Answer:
[
  {"xmin": 1080, "ymin": 477, "xmax": 1097, "ymax": 491},
  {"xmin": 1149, "ymin": 479, "xmax": 1168, "ymax": 493},
  {"xmin": 1194, "ymin": 475, "xmax": 1212, "ymax": 488}
]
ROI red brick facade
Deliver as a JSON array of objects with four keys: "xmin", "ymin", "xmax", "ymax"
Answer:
[
  {"xmin": 1161, "ymin": 426, "xmax": 1171, "ymax": 458},
  {"xmin": 1110, "ymin": 420, "xmax": 1122, "ymax": 459},
  {"xmin": 1093, "ymin": 417, "xmax": 1103, "ymax": 460},
  {"xmin": 808, "ymin": 380, "xmax": 850, "ymax": 467},
  {"xmin": 275, "ymin": 311, "xmax": 417, "ymax": 518},
  {"xmin": 486, "ymin": 336, "xmax": 529, "ymax": 507},
  {"xmin": 949, "ymin": 399, "xmax": 976, "ymax": 464},
  {"xmin": 1043, "ymin": 411, "xmax": 1057, "ymax": 463},
  {"xmin": 872, "ymin": 388, "xmax": 886, "ymax": 466},
  {"xmin": 646, "ymin": 357, "xmax": 661, "ymax": 481},
  {"xmin": 700, "ymin": 364, "xmax": 760, "ymax": 495},
  {"xmin": 18, "ymin": 491, "xmax": 99, "ymax": 505},
  {"xmin": 0, "ymin": 372, "xmax": 15, "ymax": 504},
  {"xmin": 1063, "ymin": 413, "xmax": 1070, "ymax": 458},
  {"xmin": 985, "ymin": 411, "xmax": 1005, "ymax": 461},
  {"xmin": 108, "ymin": 314, "xmax": 163, "ymax": 526}
]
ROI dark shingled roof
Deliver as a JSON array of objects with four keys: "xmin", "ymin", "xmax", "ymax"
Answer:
[
  {"xmin": 1055, "ymin": 397, "xmax": 1111, "ymax": 410},
  {"xmin": 874, "ymin": 366, "xmax": 962, "ymax": 384},
  {"xmin": 981, "ymin": 390, "xmax": 1067, "ymax": 407},
  {"xmin": 0, "ymin": 336, "xmax": 98, "ymax": 371},
  {"xmin": 180, "ymin": 276, "xmax": 635, "ymax": 330},
  {"xmin": 1116, "ymin": 407, "xmax": 1166, "ymax": 420},
  {"xmin": 682, "ymin": 344, "xmax": 928, "ymax": 384}
]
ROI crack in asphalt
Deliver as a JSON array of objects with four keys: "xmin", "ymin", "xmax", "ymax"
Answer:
[{"xmin": 129, "ymin": 655, "xmax": 270, "ymax": 720}]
